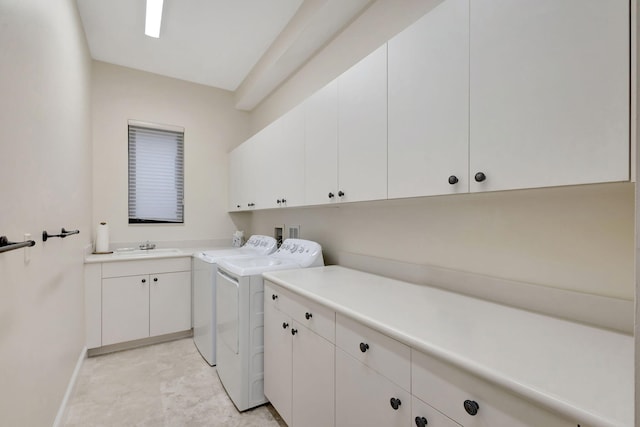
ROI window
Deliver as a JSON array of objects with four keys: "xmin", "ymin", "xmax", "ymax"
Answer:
[{"xmin": 128, "ymin": 121, "xmax": 184, "ymax": 224}]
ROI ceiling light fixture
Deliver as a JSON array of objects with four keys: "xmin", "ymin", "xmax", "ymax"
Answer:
[{"xmin": 145, "ymin": 0, "xmax": 164, "ymax": 38}]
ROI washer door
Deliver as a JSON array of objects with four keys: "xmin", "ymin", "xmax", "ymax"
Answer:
[{"xmin": 216, "ymin": 270, "xmax": 239, "ymax": 354}]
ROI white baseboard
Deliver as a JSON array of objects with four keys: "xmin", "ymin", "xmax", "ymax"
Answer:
[{"xmin": 52, "ymin": 346, "xmax": 87, "ymax": 427}]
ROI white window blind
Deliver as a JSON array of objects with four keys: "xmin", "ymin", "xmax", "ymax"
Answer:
[{"xmin": 128, "ymin": 123, "xmax": 184, "ymax": 223}]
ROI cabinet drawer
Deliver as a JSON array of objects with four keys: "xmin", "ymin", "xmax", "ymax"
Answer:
[
  {"xmin": 102, "ymin": 257, "xmax": 191, "ymax": 278},
  {"xmin": 288, "ymin": 293, "xmax": 334, "ymax": 343},
  {"xmin": 265, "ymin": 281, "xmax": 335, "ymax": 343},
  {"xmin": 336, "ymin": 348, "xmax": 410, "ymax": 427},
  {"xmin": 265, "ymin": 281, "xmax": 297, "ymax": 316},
  {"xmin": 412, "ymin": 350, "xmax": 575, "ymax": 427},
  {"xmin": 336, "ymin": 313, "xmax": 410, "ymax": 391},
  {"xmin": 412, "ymin": 396, "xmax": 461, "ymax": 427}
]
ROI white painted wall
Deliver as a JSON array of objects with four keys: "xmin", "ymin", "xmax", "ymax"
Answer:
[
  {"xmin": 0, "ymin": 0, "xmax": 92, "ymax": 425},
  {"xmin": 246, "ymin": 0, "xmax": 635, "ymax": 301},
  {"xmin": 91, "ymin": 62, "xmax": 250, "ymax": 246}
]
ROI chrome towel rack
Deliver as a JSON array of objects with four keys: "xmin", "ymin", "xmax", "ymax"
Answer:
[
  {"xmin": 0, "ymin": 236, "xmax": 36, "ymax": 253},
  {"xmin": 42, "ymin": 228, "xmax": 80, "ymax": 242}
]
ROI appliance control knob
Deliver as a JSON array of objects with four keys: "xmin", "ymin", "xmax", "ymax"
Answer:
[
  {"xmin": 272, "ymin": 294, "xmax": 278, "ymax": 300},
  {"xmin": 282, "ymin": 322, "xmax": 289, "ymax": 329},
  {"xmin": 474, "ymin": 172, "xmax": 486, "ymax": 183},
  {"xmin": 415, "ymin": 416, "xmax": 428, "ymax": 427},
  {"xmin": 290, "ymin": 244, "xmax": 298, "ymax": 253},
  {"xmin": 359, "ymin": 342, "xmax": 369, "ymax": 353},
  {"xmin": 448, "ymin": 175, "xmax": 459, "ymax": 185},
  {"xmin": 390, "ymin": 398, "xmax": 402, "ymax": 410},
  {"xmin": 338, "ymin": 190, "xmax": 345, "ymax": 197},
  {"xmin": 305, "ymin": 312, "xmax": 313, "ymax": 320},
  {"xmin": 291, "ymin": 328, "xmax": 298, "ymax": 336},
  {"xmin": 463, "ymin": 400, "xmax": 479, "ymax": 416},
  {"xmin": 328, "ymin": 192, "xmax": 334, "ymax": 199},
  {"xmin": 298, "ymin": 247, "xmax": 304, "ymax": 253}
]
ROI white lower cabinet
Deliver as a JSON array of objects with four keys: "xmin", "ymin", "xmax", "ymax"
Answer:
[
  {"xmin": 264, "ymin": 282, "xmax": 335, "ymax": 427},
  {"xmin": 87, "ymin": 257, "xmax": 192, "ymax": 348},
  {"xmin": 335, "ymin": 348, "xmax": 411, "ymax": 427},
  {"xmin": 264, "ymin": 284, "xmax": 578, "ymax": 427}
]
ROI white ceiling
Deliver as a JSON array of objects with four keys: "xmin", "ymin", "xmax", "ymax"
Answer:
[{"xmin": 76, "ymin": 0, "xmax": 372, "ymax": 110}]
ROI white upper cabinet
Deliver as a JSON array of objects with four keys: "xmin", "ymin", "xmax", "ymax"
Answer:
[
  {"xmin": 276, "ymin": 103, "xmax": 306, "ymax": 208},
  {"xmin": 469, "ymin": 0, "xmax": 629, "ymax": 192},
  {"xmin": 388, "ymin": 0, "xmax": 469, "ymax": 199},
  {"xmin": 304, "ymin": 79, "xmax": 339, "ymax": 206},
  {"xmin": 337, "ymin": 44, "xmax": 388, "ymax": 203},
  {"xmin": 252, "ymin": 119, "xmax": 282, "ymax": 209}
]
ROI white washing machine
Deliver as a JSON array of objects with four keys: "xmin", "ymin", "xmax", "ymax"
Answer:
[
  {"xmin": 192, "ymin": 235, "xmax": 277, "ymax": 366},
  {"xmin": 215, "ymin": 238, "xmax": 324, "ymax": 411}
]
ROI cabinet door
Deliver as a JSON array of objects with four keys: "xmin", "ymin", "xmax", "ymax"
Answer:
[
  {"xmin": 469, "ymin": 0, "xmax": 629, "ymax": 192},
  {"xmin": 264, "ymin": 300, "xmax": 293, "ymax": 425},
  {"xmin": 149, "ymin": 271, "xmax": 191, "ymax": 337},
  {"xmin": 102, "ymin": 275, "xmax": 149, "ymax": 346},
  {"xmin": 251, "ymin": 123, "xmax": 280, "ymax": 209},
  {"xmin": 276, "ymin": 104, "xmax": 306, "ymax": 208},
  {"xmin": 335, "ymin": 349, "xmax": 410, "ymax": 427},
  {"xmin": 292, "ymin": 321, "xmax": 334, "ymax": 427},
  {"xmin": 305, "ymin": 79, "xmax": 339, "ymax": 206},
  {"xmin": 338, "ymin": 44, "xmax": 388, "ymax": 203},
  {"xmin": 388, "ymin": 0, "xmax": 469, "ymax": 198},
  {"xmin": 228, "ymin": 145, "xmax": 245, "ymax": 211}
]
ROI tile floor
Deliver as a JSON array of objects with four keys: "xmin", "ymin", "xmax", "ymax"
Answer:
[{"xmin": 63, "ymin": 338, "xmax": 286, "ymax": 427}]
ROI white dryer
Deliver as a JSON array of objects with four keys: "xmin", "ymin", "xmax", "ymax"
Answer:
[
  {"xmin": 192, "ymin": 235, "xmax": 277, "ymax": 365},
  {"xmin": 215, "ymin": 238, "xmax": 324, "ymax": 411}
]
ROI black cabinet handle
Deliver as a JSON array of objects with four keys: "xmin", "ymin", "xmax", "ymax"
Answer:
[
  {"xmin": 474, "ymin": 172, "xmax": 486, "ymax": 182},
  {"xmin": 236, "ymin": 205, "xmax": 240, "ymax": 208},
  {"xmin": 463, "ymin": 400, "xmax": 479, "ymax": 416},
  {"xmin": 359, "ymin": 342, "xmax": 369, "ymax": 353},
  {"xmin": 277, "ymin": 199, "xmax": 281, "ymax": 204},
  {"xmin": 272, "ymin": 294, "xmax": 278, "ymax": 300},
  {"xmin": 328, "ymin": 192, "xmax": 335, "ymax": 199},
  {"xmin": 153, "ymin": 277, "xmax": 158, "ymax": 282},
  {"xmin": 291, "ymin": 328, "xmax": 298, "ymax": 336},
  {"xmin": 415, "ymin": 416, "xmax": 428, "ymax": 427},
  {"xmin": 390, "ymin": 398, "xmax": 401, "ymax": 410},
  {"xmin": 338, "ymin": 190, "xmax": 345, "ymax": 197},
  {"xmin": 141, "ymin": 278, "xmax": 146, "ymax": 284},
  {"xmin": 305, "ymin": 312, "xmax": 312, "ymax": 320},
  {"xmin": 282, "ymin": 322, "xmax": 289, "ymax": 329},
  {"xmin": 282, "ymin": 198, "xmax": 287, "ymax": 203},
  {"xmin": 448, "ymin": 175, "xmax": 459, "ymax": 185}
]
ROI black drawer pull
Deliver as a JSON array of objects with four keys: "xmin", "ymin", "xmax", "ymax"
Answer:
[
  {"xmin": 390, "ymin": 398, "xmax": 401, "ymax": 410},
  {"xmin": 359, "ymin": 342, "xmax": 369, "ymax": 353},
  {"xmin": 464, "ymin": 400, "xmax": 479, "ymax": 416}
]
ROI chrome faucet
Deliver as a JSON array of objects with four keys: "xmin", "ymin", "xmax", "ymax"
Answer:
[{"xmin": 139, "ymin": 240, "xmax": 156, "ymax": 250}]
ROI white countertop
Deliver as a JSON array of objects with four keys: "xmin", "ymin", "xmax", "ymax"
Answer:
[
  {"xmin": 84, "ymin": 247, "xmax": 215, "ymax": 263},
  {"xmin": 263, "ymin": 265, "xmax": 633, "ymax": 427}
]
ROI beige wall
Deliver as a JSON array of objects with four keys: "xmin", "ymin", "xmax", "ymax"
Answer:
[
  {"xmin": 250, "ymin": 183, "xmax": 634, "ymax": 300},
  {"xmin": 0, "ymin": 0, "xmax": 92, "ymax": 425},
  {"xmin": 247, "ymin": 0, "xmax": 635, "ymax": 301},
  {"xmin": 91, "ymin": 62, "xmax": 250, "ymax": 245}
]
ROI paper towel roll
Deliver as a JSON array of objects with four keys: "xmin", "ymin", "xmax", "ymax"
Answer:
[{"xmin": 95, "ymin": 222, "xmax": 109, "ymax": 253}]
